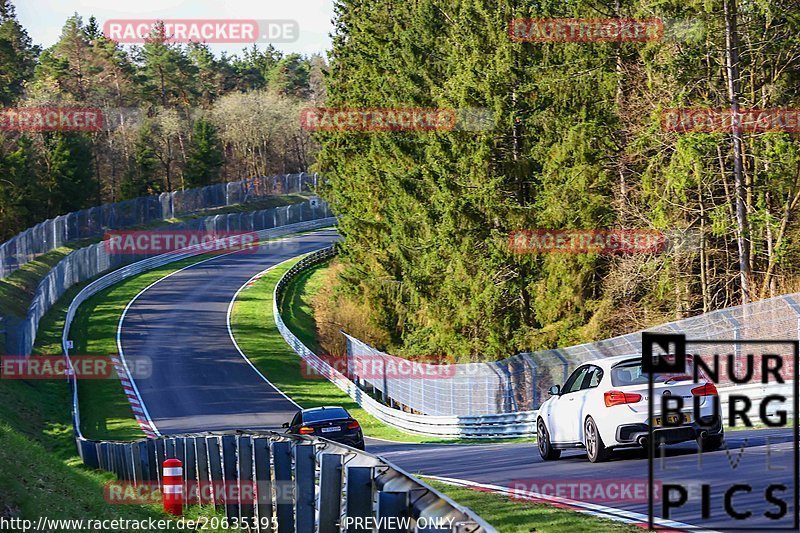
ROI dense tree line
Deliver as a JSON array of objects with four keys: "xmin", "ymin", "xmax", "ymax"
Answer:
[
  {"xmin": 316, "ymin": 0, "xmax": 800, "ymax": 359},
  {"xmin": 0, "ymin": 1, "xmax": 324, "ymax": 240}
]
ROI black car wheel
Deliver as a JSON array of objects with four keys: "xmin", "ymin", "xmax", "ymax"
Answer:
[
  {"xmin": 585, "ymin": 417, "xmax": 609, "ymax": 463},
  {"xmin": 537, "ymin": 418, "xmax": 561, "ymax": 460}
]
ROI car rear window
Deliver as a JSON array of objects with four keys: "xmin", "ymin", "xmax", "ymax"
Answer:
[
  {"xmin": 611, "ymin": 357, "xmax": 698, "ymax": 387},
  {"xmin": 303, "ymin": 407, "xmax": 349, "ymax": 423}
]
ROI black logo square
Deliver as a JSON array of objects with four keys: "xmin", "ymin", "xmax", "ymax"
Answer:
[{"xmin": 642, "ymin": 332, "xmax": 686, "ymax": 374}]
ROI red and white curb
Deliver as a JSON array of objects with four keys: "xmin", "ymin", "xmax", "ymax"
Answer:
[
  {"xmin": 423, "ymin": 475, "xmax": 717, "ymax": 532},
  {"xmin": 110, "ymin": 354, "xmax": 158, "ymax": 438}
]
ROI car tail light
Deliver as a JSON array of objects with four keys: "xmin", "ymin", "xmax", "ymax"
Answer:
[
  {"xmin": 604, "ymin": 390, "xmax": 642, "ymax": 407},
  {"xmin": 347, "ymin": 420, "xmax": 360, "ymax": 430},
  {"xmin": 298, "ymin": 426, "xmax": 315, "ymax": 434},
  {"xmin": 691, "ymin": 383, "xmax": 718, "ymax": 396}
]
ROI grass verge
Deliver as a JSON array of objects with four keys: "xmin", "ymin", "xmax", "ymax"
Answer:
[
  {"xmin": 0, "ymin": 281, "xmax": 230, "ymax": 530},
  {"xmin": 232, "ymin": 257, "xmax": 535, "ymax": 444},
  {"xmin": 69, "ymin": 256, "xmax": 217, "ymax": 441},
  {"xmin": 423, "ymin": 478, "xmax": 642, "ymax": 533}
]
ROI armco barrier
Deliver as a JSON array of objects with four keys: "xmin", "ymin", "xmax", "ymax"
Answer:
[
  {"xmin": 274, "ymin": 246, "xmax": 796, "ymax": 439},
  {"xmin": 0, "ymin": 173, "xmax": 318, "ymax": 280},
  {"xmin": 76, "ymin": 431, "xmax": 494, "ymax": 532},
  {"xmin": 273, "ymin": 247, "xmax": 538, "ymax": 438},
  {"xmin": 6, "ymin": 200, "xmax": 332, "ymax": 356}
]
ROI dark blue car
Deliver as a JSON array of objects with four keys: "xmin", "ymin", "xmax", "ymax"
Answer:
[{"xmin": 284, "ymin": 406, "xmax": 365, "ymax": 450}]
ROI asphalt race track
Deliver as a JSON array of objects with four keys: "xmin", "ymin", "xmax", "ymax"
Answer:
[
  {"xmin": 117, "ymin": 229, "xmax": 798, "ymax": 531},
  {"xmin": 117, "ymin": 229, "xmax": 340, "ymax": 434},
  {"xmin": 368, "ymin": 428, "xmax": 797, "ymax": 531}
]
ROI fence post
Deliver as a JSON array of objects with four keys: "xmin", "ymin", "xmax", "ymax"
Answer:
[
  {"xmin": 253, "ymin": 437, "xmax": 273, "ymax": 532},
  {"xmin": 318, "ymin": 454, "xmax": 343, "ymax": 533},
  {"xmin": 272, "ymin": 441, "xmax": 294, "ymax": 533},
  {"xmin": 294, "ymin": 444, "xmax": 315, "ymax": 533},
  {"xmin": 346, "ymin": 466, "xmax": 374, "ymax": 532}
]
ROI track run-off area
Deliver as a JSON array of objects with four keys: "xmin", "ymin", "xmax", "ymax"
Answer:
[{"xmin": 113, "ymin": 229, "xmax": 796, "ymax": 532}]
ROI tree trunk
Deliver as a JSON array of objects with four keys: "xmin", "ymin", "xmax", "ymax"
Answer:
[{"xmin": 724, "ymin": 0, "xmax": 751, "ymax": 304}]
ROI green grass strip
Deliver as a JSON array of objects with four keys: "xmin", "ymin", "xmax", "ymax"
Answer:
[{"xmin": 423, "ymin": 478, "xmax": 642, "ymax": 533}]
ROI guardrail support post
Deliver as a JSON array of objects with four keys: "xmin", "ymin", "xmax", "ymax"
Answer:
[
  {"xmin": 206, "ymin": 437, "xmax": 224, "ymax": 512},
  {"xmin": 238, "ymin": 435, "xmax": 256, "ymax": 528},
  {"xmin": 271, "ymin": 441, "xmax": 294, "ymax": 533},
  {"xmin": 318, "ymin": 453, "xmax": 343, "ymax": 533},
  {"xmin": 184, "ymin": 438, "xmax": 197, "ymax": 505},
  {"xmin": 194, "ymin": 437, "xmax": 210, "ymax": 506},
  {"xmin": 253, "ymin": 437, "xmax": 273, "ymax": 532},
  {"xmin": 376, "ymin": 491, "xmax": 409, "ymax": 532},
  {"xmin": 155, "ymin": 439, "xmax": 166, "ymax": 487},
  {"xmin": 221, "ymin": 435, "xmax": 239, "ymax": 522},
  {"xmin": 294, "ymin": 444, "xmax": 315, "ymax": 533},
  {"xmin": 346, "ymin": 466, "xmax": 374, "ymax": 532}
]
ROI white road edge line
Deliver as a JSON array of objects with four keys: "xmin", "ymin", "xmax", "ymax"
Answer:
[
  {"xmin": 422, "ymin": 475, "xmax": 719, "ymax": 533},
  {"xmin": 227, "ymin": 254, "xmax": 497, "ymax": 446},
  {"xmin": 226, "ymin": 256, "xmax": 304, "ymax": 409},
  {"xmin": 116, "ymin": 231, "xmax": 329, "ymax": 436}
]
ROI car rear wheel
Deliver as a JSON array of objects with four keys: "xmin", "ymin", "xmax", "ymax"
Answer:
[
  {"xmin": 537, "ymin": 419, "xmax": 561, "ymax": 460},
  {"xmin": 585, "ymin": 417, "xmax": 609, "ymax": 463}
]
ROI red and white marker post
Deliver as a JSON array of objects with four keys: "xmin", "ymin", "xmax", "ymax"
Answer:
[{"xmin": 162, "ymin": 458, "xmax": 183, "ymax": 516}]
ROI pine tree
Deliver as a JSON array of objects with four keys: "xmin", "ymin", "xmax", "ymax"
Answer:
[{"xmin": 184, "ymin": 118, "xmax": 223, "ymax": 188}]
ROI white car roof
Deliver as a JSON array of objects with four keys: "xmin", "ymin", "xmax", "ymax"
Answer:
[{"xmin": 585, "ymin": 354, "xmax": 641, "ymax": 369}]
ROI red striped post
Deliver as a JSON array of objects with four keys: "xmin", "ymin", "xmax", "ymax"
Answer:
[{"xmin": 162, "ymin": 458, "xmax": 183, "ymax": 516}]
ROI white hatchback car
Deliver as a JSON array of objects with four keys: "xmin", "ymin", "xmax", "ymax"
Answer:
[{"xmin": 537, "ymin": 354, "xmax": 723, "ymax": 462}]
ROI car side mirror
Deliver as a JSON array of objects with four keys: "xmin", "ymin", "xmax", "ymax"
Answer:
[
  {"xmin": 548, "ymin": 384, "xmax": 560, "ymax": 396},
  {"xmin": 282, "ymin": 422, "xmax": 290, "ymax": 428}
]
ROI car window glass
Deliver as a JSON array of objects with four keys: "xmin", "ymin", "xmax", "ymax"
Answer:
[
  {"xmin": 302, "ymin": 407, "xmax": 349, "ymax": 423},
  {"xmin": 563, "ymin": 367, "xmax": 589, "ymax": 394},
  {"xmin": 291, "ymin": 411, "xmax": 302, "ymax": 426},
  {"xmin": 586, "ymin": 367, "xmax": 603, "ymax": 388}
]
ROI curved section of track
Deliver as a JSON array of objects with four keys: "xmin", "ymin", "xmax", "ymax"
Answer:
[{"xmin": 117, "ymin": 229, "xmax": 339, "ymax": 435}]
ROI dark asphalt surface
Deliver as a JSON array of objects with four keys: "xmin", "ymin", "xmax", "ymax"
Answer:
[
  {"xmin": 118, "ymin": 229, "xmax": 339, "ymax": 434},
  {"xmin": 368, "ymin": 428, "xmax": 797, "ymax": 531},
  {"xmin": 118, "ymin": 229, "xmax": 798, "ymax": 531}
]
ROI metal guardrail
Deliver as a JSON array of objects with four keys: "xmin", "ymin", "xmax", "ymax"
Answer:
[
  {"xmin": 6, "ymin": 200, "xmax": 332, "ymax": 356},
  {"xmin": 273, "ymin": 247, "xmax": 539, "ymax": 439},
  {"xmin": 0, "ymin": 173, "xmax": 318, "ymax": 280},
  {"xmin": 75, "ymin": 431, "xmax": 493, "ymax": 532}
]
